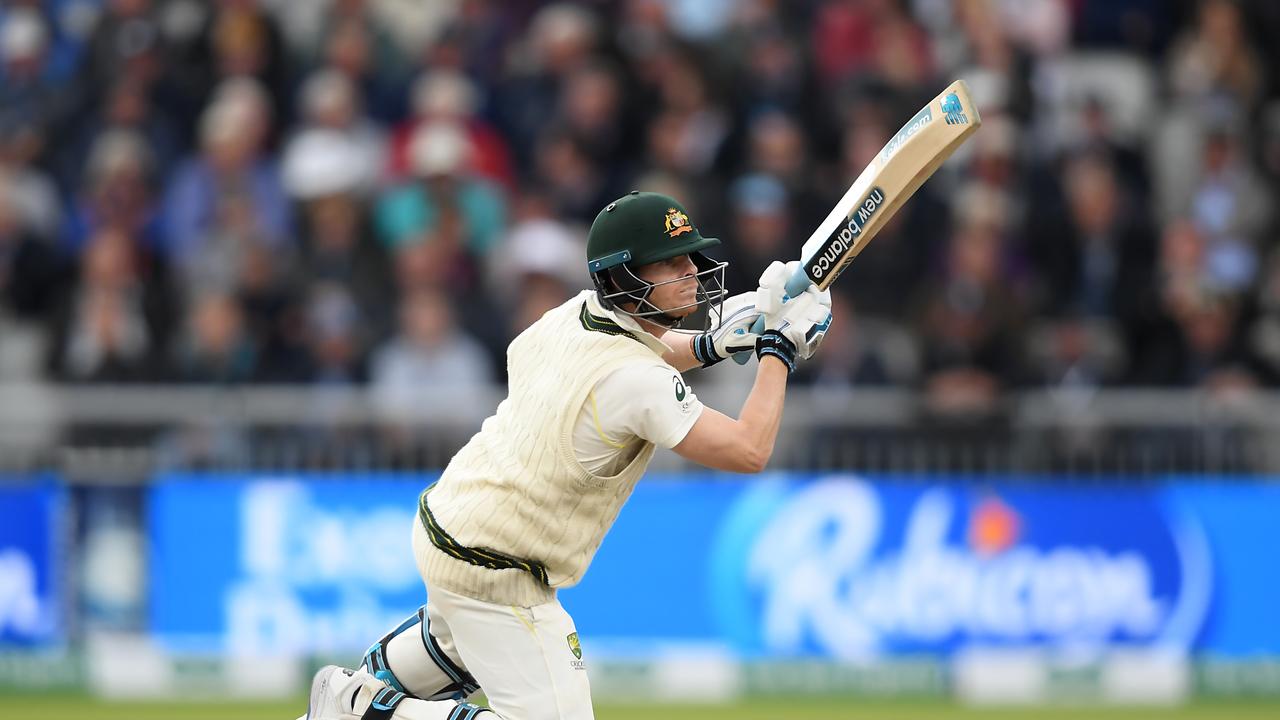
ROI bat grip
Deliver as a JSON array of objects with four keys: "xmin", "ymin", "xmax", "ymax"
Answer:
[{"xmin": 730, "ymin": 265, "xmax": 813, "ymax": 365}]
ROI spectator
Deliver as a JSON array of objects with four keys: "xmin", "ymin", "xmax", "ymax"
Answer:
[
  {"xmin": 1027, "ymin": 150, "xmax": 1154, "ymax": 323},
  {"xmin": 282, "ymin": 69, "xmax": 385, "ymax": 195},
  {"xmin": 914, "ymin": 212, "xmax": 1023, "ymax": 414},
  {"xmin": 162, "ymin": 79, "xmax": 291, "ymax": 275},
  {"xmin": 280, "ymin": 0, "xmax": 460, "ymax": 72},
  {"xmin": 650, "ymin": 50, "xmax": 729, "ymax": 178},
  {"xmin": 300, "ymin": 282, "xmax": 367, "ymax": 385},
  {"xmin": 720, "ymin": 173, "xmax": 791, "ymax": 296},
  {"xmin": 532, "ymin": 129, "xmax": 615, "ymax": 224},
  {"xmin": 0, "ymin": 170, "xmax": 63, "ymax": 381},
  {"xmin": 371, "ymin": 286, "xmax": 494, "ymax": 419},
  {"xmin": 949, "ymin": 0, "xmax": 1035, "ymax": 120},
  {"xmin": 388, "ymin": 69, "xmax": 513, "ymax": 187},
  {"xmin": 48, "ymin": 227, "xmax": 171, "ymax": 382},
  {"xmin": 496, "ymin": 2, "xmax": 601, "ymax": 167},
  {"xmin": 63, "ymin": 129, "xmax": 161, "ymax": 254},
  {"xmin": 0, "ymin": 8, "xmax": 69, "ymax": 168},
  {"xmin": 726, "ymin": 23, "xmax": 814, "ymax": 119},
  {"xmin": 283, "ymin": 129, "xmax": 395, "ymax": 345},
  {"xmin": 1023, "ymin": 312, "xmax": 1128, "ymax": 391},
  {"xmin": 75, "ymin": 0, "xmax": 167, "ymax": 115},
  {"xmin": 812, "ymin": 0, "xmax": 934, "ymax": 91},
  {"xmin": 0, "ymin": 125, "xmax": 61, "ymax": 241},
  {"xmin": 1167, "ymin": 0, "xmax": 1264, "ymax": 112},
  {"xmin": 487, "ymin": 215, "xmax": 585, "ymax": 333},
  {"xmin": 1185, "ymin": 127, "xmax": 1272, "ymax": 293},
  {"xmin": 1131, "ymin": 220, "xmax": 1260, "ymax": 387},
  {"xmin": 170, "ymin": 291, "xmax": 256, "ymax": 384},
  {"xmin": 557, "ymin": 61, "xmax": 634, "ymax": 170},
  {"xmin": 57, "ymin": 76, "xmax": 181, "ymax": 191},
  {"xmin": 317, "ymin": 12, "xmax": 405, "ymax": 122},
  {"xmin": 205, "ymin": 0, "xmax": 289, "ymax": 115},
  {"xmin": 375, "ymin": 121, "xmax": 506, "ymax": 275},
  {"xmin": 1247, "ymin": 248, "xmax": 1280, "ymax": 385},
  {"xmin": 744, "ymin": 110, "xmax": 822, "ymax": 222},
  {"xmin": 1153, "ymin": 292, "xmax": 1260, "ymax": 390},
  {"xmin": 0, "ymin": 171, "xmax": 63, "ymax": 320}
]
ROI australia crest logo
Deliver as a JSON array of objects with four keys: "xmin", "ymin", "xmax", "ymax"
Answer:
[
  {"xmin": 567, "ymin": 632, "xmax": 582, "ymax": 660},
  {"xmin": 664, "ymin": 207, "xmax": 693, "ymax": 238}
]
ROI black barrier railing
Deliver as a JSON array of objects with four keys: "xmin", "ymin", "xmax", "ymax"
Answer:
[{"xmin": 1, "ymin": 385, "xmax": 1278, "ymax": 477}]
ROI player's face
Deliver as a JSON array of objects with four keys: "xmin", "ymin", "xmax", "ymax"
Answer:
[{"xmin": 633, "ymin": 254, "xmax": 699, "ymax": 316}]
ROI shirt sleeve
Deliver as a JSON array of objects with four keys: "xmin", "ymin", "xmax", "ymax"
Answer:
[{"xmin": 592, "ymin": 363, "xmax": 705, "ymax": 449}]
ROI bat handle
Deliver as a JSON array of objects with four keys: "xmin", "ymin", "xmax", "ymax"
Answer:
[{"xmin": 729, "ymin": 265, "xmax": 813, "ymax": 365}]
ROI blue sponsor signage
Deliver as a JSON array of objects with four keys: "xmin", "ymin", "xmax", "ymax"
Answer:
[
  {"xmin": 147, "ymin": 474, "xmax": 1280, "ymax": 659},
  {"xmin": 570, "ymin": 475, "xmax": 1280, "ymax": 659},
  {"xmin": 149, "ymin": 474, "xmax": 435, "ymax": 654},
  {"xmin": 707, "ymin": 478, "xmax": 1201, "ymax": 658},
  {"xmin": 0, "ymin": 478, "xmax": 65, "ymax": 646}
]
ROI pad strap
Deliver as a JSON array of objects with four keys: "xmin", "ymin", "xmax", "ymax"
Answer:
[
  {"xmin": 362, "ymin": 605, "xmax": 480, "ymax": 701},
  {"xmin": 419, "ymin": 606, "xmax": 481, "ymax": 698},
  {"xmin": 446, "ymin": 704, "xmax": 494, "ymax": 720},
  {"xmin": 360, "ymin": 686, "xmax": 407, "ymax": 720}
]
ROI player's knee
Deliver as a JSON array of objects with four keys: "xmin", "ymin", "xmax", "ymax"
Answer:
[{"xmin": 364, "ymin": 605, "xmax": 478, "ymax": 701}]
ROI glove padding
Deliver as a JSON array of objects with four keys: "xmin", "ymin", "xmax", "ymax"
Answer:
[
  {"xmin": 693, "ymin": 291, "xmax": 760, "ymax": 367},
  {"xmin": 754, "ymin": 260, "xmax": 801, "ymax": 318},
  {"xmin": 761, "ymin": 284, "xmax": 833, "ymax": 361}
]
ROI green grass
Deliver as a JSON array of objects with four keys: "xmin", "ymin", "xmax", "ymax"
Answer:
[{"xmin": 7, "ymin": 696, "xmax": 1280, "ymax": 720}]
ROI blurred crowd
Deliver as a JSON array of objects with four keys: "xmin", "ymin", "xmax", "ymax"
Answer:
[{"xmin": 1, "ymin": 0, "xmax": 1279, "ymax": 414}]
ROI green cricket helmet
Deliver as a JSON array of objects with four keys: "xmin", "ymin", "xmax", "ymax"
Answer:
[{"xmin": 586, "ymin": 191, "xmax": 728, "ymax": 330}]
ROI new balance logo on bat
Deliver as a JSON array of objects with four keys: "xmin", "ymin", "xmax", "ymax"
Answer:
[
  {"xmin": 942, "ymin": 92, "xmax": 968, "ymax": 125},
  {"xmin": 809, "ymin": 187, "xmax": 886, "ymax": 280},
  {"xmin": 881, "ymin": 106, "xmax": 933, "ymax": 161}
]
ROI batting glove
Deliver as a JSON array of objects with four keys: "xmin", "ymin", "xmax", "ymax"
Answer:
[
  {"xmin": 762, "ymin": 285, "xmax": 833, "ymax": 364},
  {"xmin": 693, "ymin": 291, "xmax": 761, "ymax": 367},
  {"xmin": 753, "ymin": 260, "xmax": 801, "ymax": 318}
]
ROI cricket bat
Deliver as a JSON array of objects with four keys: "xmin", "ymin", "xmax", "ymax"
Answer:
[{"xmin": 732, "ymin": 79, "xmax": 982, "ymax": 363}]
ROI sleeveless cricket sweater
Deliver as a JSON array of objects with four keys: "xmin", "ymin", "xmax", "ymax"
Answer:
[{"xmin": 418, "ymin": 290, "xmax": 664, "ymax": 606}]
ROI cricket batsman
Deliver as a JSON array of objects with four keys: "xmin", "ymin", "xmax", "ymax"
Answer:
[{"xmin": 300, "ymin": 191, "xmax": 833, "ymax": 720}]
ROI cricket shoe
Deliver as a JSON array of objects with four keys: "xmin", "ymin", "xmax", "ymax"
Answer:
[{"xmin": 300, "ymin": 665, "xmax": 373, "ymax": 720}]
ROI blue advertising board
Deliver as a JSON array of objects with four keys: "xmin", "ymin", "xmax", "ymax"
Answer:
[
  {"xmin": 150, "ymin": 474, "xmax": 435, "ymax": 654},
  {"xmin": 0, "ymin": 477, "xmax": 64, "ymax": 646},
  {"xmin": 147, "ymin": 473, "xmax": 1280, "ymax": 659}
]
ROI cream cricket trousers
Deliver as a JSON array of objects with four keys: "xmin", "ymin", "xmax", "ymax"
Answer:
[{"xmin": 410, "ymin": 519, "xmax": 595, "ymax": 720}]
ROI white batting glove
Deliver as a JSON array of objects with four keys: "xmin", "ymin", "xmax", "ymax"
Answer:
[
  {"xmin": 756, "ymin": 285, "xmax": 833, "ymax": 371},
  {"xmin": 775, "ymin": 285, "xmax": 833, "ymax": 359},
  {"xmin": 754, "ymin": 260, "xmax": 801, "ymax": 319},
  {"xmin": 692, "ymin": 291, "xmax": 760, "ymax": 367}
]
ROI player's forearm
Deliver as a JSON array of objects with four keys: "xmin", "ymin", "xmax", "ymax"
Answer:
[
  {"xmin": 734, "ymin": 356, "xmax": 789, "ymax": 470},
  {"xmin": 660, "ymin": 331, "xmax": 701, "ymax": 372}
]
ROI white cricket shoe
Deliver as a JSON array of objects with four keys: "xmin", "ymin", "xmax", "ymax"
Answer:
[{"xmin": 303, "ymin": 665, "xmax": 365, "ymax": 720}]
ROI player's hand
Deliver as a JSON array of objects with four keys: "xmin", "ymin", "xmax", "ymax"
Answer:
[
  {"xmin": 755, "ymin": 285, "xmax": 833, "ymax": 372},
  {"xmin": 693, "ymin": 291, "xmax": 760, "ymax": 367},
  {"xmin": 754, "ymin": 260, "xmax": 801, "ymax": 319}
]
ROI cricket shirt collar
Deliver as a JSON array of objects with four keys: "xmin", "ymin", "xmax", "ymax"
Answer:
[{"xmin": 584, "ymin": 291, "xmax": 673, "ymax": 355}]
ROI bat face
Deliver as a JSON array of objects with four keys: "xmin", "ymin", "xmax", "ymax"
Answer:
[
  {"xmin": 807, "ymin": 186, "xmax": 885, "ymax": 283},
  {"xmin": 731, "ymin": 80, "xmax": 982, "ymax": 364},
  {"xmin": 799, "ymin": 80, "xmax": 982, "ymax": 293}
]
